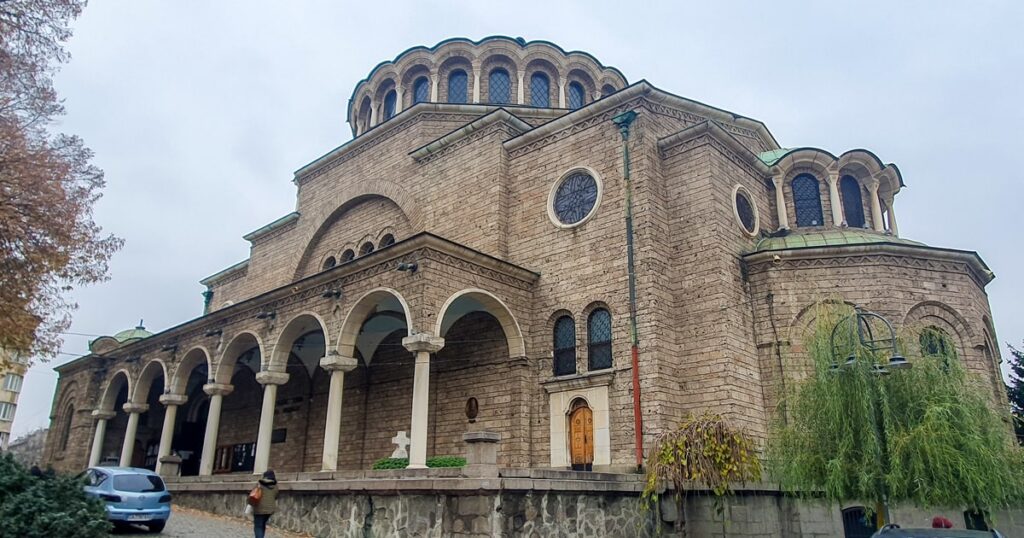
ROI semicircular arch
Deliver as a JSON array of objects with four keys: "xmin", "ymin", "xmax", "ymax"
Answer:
[
  {"xmin": 903, "ymin": 300, "xmax": 978, "ymax": 355},
  {"xmin": 131, "ymin": 359, "xmax": 168, "ymax": 404},
  {"xmin": 268, "ymin": 312, "xmax": 331, "ymax": 373},
  {"xmin": 337, "ymin": 287, "xmax": 413, "ymax": 360},
  {"xmin": 170, "ymin": 346, "xmax": 213, "ymax": 395},
  {"xmin": 99, "ymin": 369, "xmax": 133, "ymax": 412},
  {"xmin": 215, "ymin": 331, "xmax": 265, "ymax": 385},
  {"xmin": 434, "ymin": 288, "xmax": 525, "ymax": 358}
]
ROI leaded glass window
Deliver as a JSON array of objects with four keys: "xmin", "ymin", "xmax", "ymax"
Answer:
[
  {"xmin": 792, "ymin": 174, "xmax": 824, "ymax": 227},
  {"xmin": 59, "ymin": 405, "xmax": 73, "ymax": 451},
  {"xmin": 601, "ymin": 84, "xmax": 616, "ymax": 97},
  {"xmin": 840, "ymin": 175, "xmax": 865, "ymax": 228},
  {"xmin": 340, "ymin": 249, "xmax": 355, "ymax": 263},
  {"xmin": 530, "ymin": 73, "xmax": 550, "ymax": 107},
  {"xmin": 588, "ymin": 309, "xmax": 612, "ymax": 370},
  {"xmin": 736, "ymin": 190, "xmax": 756, "ymax": 234},
  {"xmin": 568, "ymin": 82, "xmax": 585, "ymax": 110},
  {"xmin": 359, "ymin": 242, "xmax": 374, "ymax": 256},
  {"xmin": 322, "ymin": 257, "xmax": 336, "ymax": 270},
  {"xmin": 379, "ymin": 234, "xmax": 395, "ymax": 248},
  {"xmin": 553, "ymin": 316, "xmax": 576, "ymax": 376},
  {"xmin": 383, "ymin": 91, "xmax": 397, "ymax": 121},
  {"xmin": 413, "ymin": 77, "xmax": 429, "ymax": 104},
  {"xmin": 448, "ymin": 70, "xmax": 468, "ymax": 104},
  {"xmin": 488, "ymin": 69, "xmax": 510, "ymax": 104},
  {"xmin": 552, "ymin": 172, "xmax": 598, "ymax": 225}
]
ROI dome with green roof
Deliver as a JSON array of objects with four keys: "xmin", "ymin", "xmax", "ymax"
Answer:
[
  {"xmin": 112, "ymin": 324, "xmax": 153, "ymax": 343},
  {"xmin": 750, "ymin": 228, "xmax": 925, "ymax": 253},
  {"xmin": 88, "ymin": 322, "xmax": 152, "ymax": 354}
]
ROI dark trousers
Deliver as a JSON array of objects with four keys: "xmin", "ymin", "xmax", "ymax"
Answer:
[{"xmin": 253, "ymin": 513, "xmax": 271, "ymax": 538}]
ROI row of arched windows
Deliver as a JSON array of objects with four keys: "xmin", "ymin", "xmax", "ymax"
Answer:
[
  {"xmin": 321, "ymin": 233, "xmax": 396, "ymax": 271},
  {"xmin": 553, "ymin": 308, "xmax": 613, "ymax": 376},
  {"xmin": 792, "ymin": 174, "xmax": 868, "ymax": 228},
  {"xmin": 401, "ymin": 70, "xmax": 608, "ymax": 110}
]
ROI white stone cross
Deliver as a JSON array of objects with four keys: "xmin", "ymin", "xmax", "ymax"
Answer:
[{"xmin": 390, "ymin": 430, "xmax": 410, "ymax": 459}]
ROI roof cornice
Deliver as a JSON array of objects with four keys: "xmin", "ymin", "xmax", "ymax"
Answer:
[
  {"xmin": 657, "ymin": 120, "xmax": 772, "ymax": 175},
  {"xmin": 409, "ymin": 108, "xmax": 532, "ymax": 161},
  {"xmin": 200, "ymin": 259, "xmax": 250, "ymax": 287}
]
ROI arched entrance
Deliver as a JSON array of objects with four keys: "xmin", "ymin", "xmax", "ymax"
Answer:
[
  {"xmin": 170, "ymin": 347, "xmax": 212, "ymax": 476},
  {"xmin": 93, "ymin": 370, "xmax": 131, "ymax": 466},
  {"xmin": 568, "ymin": 398, "xmax": 594, "ymax": 472},
  {"xmin": 211, "ymin": 332, "xmax": 263, "ymax": 474},
  {"xmin": 131, "ymin": 359, "xmax": 168, "ymax": 470}
]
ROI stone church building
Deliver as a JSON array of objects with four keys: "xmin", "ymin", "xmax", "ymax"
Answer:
[{"xmin": 42, "ymin": 36, "xmax": 1010, "ymax": 535}]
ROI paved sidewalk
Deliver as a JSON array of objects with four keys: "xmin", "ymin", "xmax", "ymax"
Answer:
[{"xmin": 114, "ymin": 505, "xmax": 309, "ymax": 537}]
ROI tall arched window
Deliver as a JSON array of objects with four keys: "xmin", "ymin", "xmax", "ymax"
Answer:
[
  {"xmin": 448, "ymin": 70, "xmax": 468, "ymax": 104},
  {"xmin": 587, "ymin": 308, "xmax": 612, "ymax": 370},
  {"xmin": 568, "ymin": 82, "xmax": 586, "ymax": 110},
  {"xmin": 413, "ymin": 77, "xmax": 430, "ymax": 104},
  {"xmin": 530, "ymin": 73, "xmax": 550, "ymax": 107},
  {"xmin": 553, "ymin": 316, "xmax": 576, "ymax": 376},
  {"xmin": 383, "ymin": 90, "xmax": 397, "ymax": 121},
  {"xmin": 840, "ymin": 175, "xmax": 865, "ymax": 228},
  {"xmin": 792, "ymin": 174, "xmax": 824, "ymax": 227},
  {"xmin": 59, "ymin": 404, "xmax": 74, "ymax": 451},
  {"xmin": 488, "ymin": 69, "xmax": 510, "ymax": 104},
  {"xmin": 920, "ymin": 326, "xmax": 957, "ymax": 360}
]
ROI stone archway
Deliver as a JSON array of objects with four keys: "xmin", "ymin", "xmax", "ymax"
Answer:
[{"xmin": 89, "ymin": 370, "xmax": 132, "ymax": 467}]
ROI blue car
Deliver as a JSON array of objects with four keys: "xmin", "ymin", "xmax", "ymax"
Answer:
[{"xmin": 81, "ymin": 467, "xmax": 171, "ymax": 533}]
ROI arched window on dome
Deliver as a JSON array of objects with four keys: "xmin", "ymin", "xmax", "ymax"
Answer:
[
  {"xmin": 840, "ymin": 175, "xmax": 865, "ymax": 228},
  {"xmin": 587, "ymin": 308, "xmax": 612, "ymax": 370},
  {"xmin": 413, "ymin": 77, "xmax": 430, "ymax": 104},
  {"xmin": 448, "ymin": 70, "xmax": 468, "ymax": 104},
  {"xmin": 530, "ymin": 73, "xmax": 550, "ymax": 107},
  {"xmin": 488, "ymin": 69, "xmax": 510, "ymax": 104},
  {"xmin": 553, "ymin": 315, "xmax": 576, "ymax": 376},
  {"xmin": 568, "ymin": 82, "xmax": 586, "ymax": 110},
  {"xmin": 601, "ymin": 84, "xmax": 616, "ymax": 98},
  {"xmin": 920, "ymin": 326, "xmax": 957, "ymax": 361},
  {"xmin": 792, "ymin": 174, "xmax": 824, "ymax": 227},
  {"xmin": 322, "ymin": 256, "xmax": 337, "ymax": 270},
  {"xmin": 383, "ymin": 90, "xmax": 397, "ymax": 121},
  {"xmin": 379, "ymin": 234, "xmax": 395, "ymax": 248},
  {"xmin": 359, "ymin": 242, "xmax": 375, "ymax": 256},
  {"xmin": 58, "ymin": 403, "xmax": 74, "ymax": 451},
  {"xmin": 340, "ymin": 249, "xmax": 355, "ymax": 263}
]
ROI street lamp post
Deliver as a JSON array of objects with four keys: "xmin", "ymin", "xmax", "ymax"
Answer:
[{"xmin": 829, "ymin": 306, "xmax": 910, "ymax": 528}]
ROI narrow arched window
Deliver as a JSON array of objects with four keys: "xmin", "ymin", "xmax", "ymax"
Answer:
[
  {"xmin": 601, "ymin": 84, "xmax": 616, "ymax": 97},
  {"xmin": 322, "ymin": 256, "xmax": 337, "ymax": 270},
  {"xmin": 488, "ymin": 69, "xmax": 510, "ymax": 104},
  {"xmin": 379, "ymin": 234, "xmax": 395, "ymax": 248},
  {"xmin": 359, "ymin": 242, "xmax": 375, "ymax": 256},
  {"xmin": 792, "ymin": 174, "xmax": 824, "ymax": 227},
  {"xmin": 553, "ymin": 316, "xmax": 576, "ymax": 376},
  {"xmin": 59, "ymin": 405, "xmax": 74, "ymax": 451},
  {"xmin": 383, "ymin": 90, "xmax": 397, "ymax": 121},
  {"xmin": 340, "ymin": 249, "xmax": 355, "ymax": 263},
  {"xmin": 413, "ymin": 77, "xmax": 430, "ymax": 104},
  {"xmin": 530, "ymin": 73, "xmax": 550, "ymax": 107},
  {"xmin": 840, "ymin": 175, "xmax": 865, "ymax": 228},
  {"xmin": 568, "ymin": 82, "xmax": 586, "ymax": 110},
  {"xmin": 920, "ymin": 326, "xmax": 957, "ymax": 360},
  {"xmin": 587, "ymin": 308, "xmax": 612, "ymax": 370},
  {"xmin": 448, "ymin": 70, "xmax": 468, "ymax": 104}
]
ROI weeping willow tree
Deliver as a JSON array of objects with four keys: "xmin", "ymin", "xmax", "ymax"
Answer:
[{"xmin": 767, "ymin": 303, "xmax": 1024, "ymax": 522}]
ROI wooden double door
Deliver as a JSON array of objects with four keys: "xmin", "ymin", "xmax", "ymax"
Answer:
[{"xmin": 569, "ymin": 400, "xmax": 594, "ymax": 471}]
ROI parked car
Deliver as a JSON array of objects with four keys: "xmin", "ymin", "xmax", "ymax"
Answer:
[
  {"xmin": 81, "ymin": 467, "xmax": 171, "ymax": 533},
  {"xmin": 871, "ymin": 525, "xmax": 1004, "ymax": 537}
]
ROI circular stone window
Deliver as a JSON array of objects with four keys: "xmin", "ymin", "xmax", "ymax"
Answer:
[
  {"xmin": 732, "ymin": 185, "xmax": 759, "ymax": 236},
  {"xmin": 548, "ymin": 169, "xmax": 602, "ymax": 228}
]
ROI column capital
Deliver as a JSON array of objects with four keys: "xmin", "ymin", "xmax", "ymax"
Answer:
[
  {"xmin": 402, "ymin": 333, "xmax": 444, "ymax": 354},
  {"xmin": 771, "ymin": 174, "xmax": 785, "ymax": 188},
  {"xmin": 320, "ymin": 354, "xmax": 358, "ymax": 372},
  {"xmin": 159, "ymin": 393, "xmax": 188, "ymax": 406},
  {"xmin": 256, "ymin": 371, "xmax": 290, "ymax": 386},
  {"xmin": 123, "ymin": 402, "xmax": 149, "ymax": 414},
  {"xmin": 203, "ymin": 383, "xmax": 234, "ymax": 397},
  {"xmin": 91, "ymin": 409, "xmax": 116, "ymax": 420},
  {"xmin": 864, "ymin": 176, "xmax": 881, "ymax": 192}
]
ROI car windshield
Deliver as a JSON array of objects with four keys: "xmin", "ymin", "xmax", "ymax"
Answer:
[{"xmin": 112, "ymin": 474, "xmax": 165, "ymax": 493}]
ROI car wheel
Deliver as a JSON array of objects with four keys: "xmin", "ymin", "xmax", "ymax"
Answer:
[{"xmin": 147, "ymin": 521, "xmax": 165, "ymax": 533}]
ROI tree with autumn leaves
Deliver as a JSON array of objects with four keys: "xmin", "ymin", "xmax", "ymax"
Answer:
[{"xmin": 0, "ymin": 0, "xmax": 121, "ymax": 362}]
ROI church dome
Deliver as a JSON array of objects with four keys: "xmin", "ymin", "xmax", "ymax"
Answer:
[
  {"xmin": 347, "ymin": 36, "xmax": 628, "ymax": 136},
  {"xmin": 112, "ymin": 325, "xmax": 152, "ymax": 343},
  {"xmin": 88, "ymin": 323, "xmax": 152, "ymax": 354}
]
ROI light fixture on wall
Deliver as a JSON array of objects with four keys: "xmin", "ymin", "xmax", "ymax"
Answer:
[
  {"xmin": 396, "ymin": 262, "xmax": 418, "ymax": 273},
  {"xmin": 161, "ymin": 344, "xmax": 177, "ymax": 353},
  {"xmin": 256, "ymin": 310, "xmax": 276, "ymax": 320},
  {"xmin": 204, "ymin": 329, "xmax": 222, "ymax": 338},
  {"xmin": 322, "ymin": 289, "xmax": 342, "ymax": 299}
]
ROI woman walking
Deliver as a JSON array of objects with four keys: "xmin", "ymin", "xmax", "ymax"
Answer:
[{"xmin": 250, "ymin": 470, "xmax": 279, "ymax": 538}]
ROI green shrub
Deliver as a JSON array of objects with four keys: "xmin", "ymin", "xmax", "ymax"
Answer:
[
  {"xmin": 0, "ymin": 454, "xmax": 110, "ymax": 538},
  {"xmin": 370, "ymin": 456, "xmax": 467, "ymax": 470}
]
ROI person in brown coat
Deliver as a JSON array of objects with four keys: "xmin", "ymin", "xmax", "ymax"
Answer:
[{"xmin": 252, "ymin": 470, "xmax": 278, "ymax": 538}]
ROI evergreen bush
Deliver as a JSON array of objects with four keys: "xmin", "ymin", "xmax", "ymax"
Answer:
[
  {"xmin": 0, "ymin": 454, "xmax": 110, "ymax": 538},
  {"xmin": 370, "ymin": 455, "xmax": 467, "ymax": 470}
]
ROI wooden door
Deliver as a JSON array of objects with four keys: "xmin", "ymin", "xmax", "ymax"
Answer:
[{"xmin": 569, "ymin": 405, "xmax": 594, "ymax": 471}]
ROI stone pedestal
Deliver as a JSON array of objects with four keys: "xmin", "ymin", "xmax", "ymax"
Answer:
[
  {"xmin": 159, "ymin": 455, "xmax": 182, "ymax": 477},
  {"xmin": 462, "ymin": 431, "xmax": 500, "ymax": 477}
]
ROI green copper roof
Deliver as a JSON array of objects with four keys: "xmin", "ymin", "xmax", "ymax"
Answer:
[
  {"xmin": 751, "ymin": 229, "xmax": 925, "ymax": 253},
  {"xmin": 113, "ymin": 326, "xmax": 152, "ymax": 343},
  {"xmin": 758, "ymin": 148, "xmax": 791, "ymax": 166}
]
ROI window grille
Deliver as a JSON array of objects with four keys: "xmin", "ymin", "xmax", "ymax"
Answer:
[
  {"xmin": 359, "ymin": 242, "xmax": 374, "ymax": 256},
  {"xmin": 553, "ymin": 316, "xmax": 576, "ymax": 376},
  {"xmin": 379, "ymin": 234, "xmax": 395, "ymax": 248},
  {"xmin": 448, "ymin": 70, "xmax": 468, "ymax": 104},
  {"xmin": 340, "ymin": 249, "xmax": 355, "ymax": 263},
  {"xmin": 792, "ymin": 174, "xmax": 824, "ymax": 226},
  {"xmin": 3, "ymin": 374, "xmax": 23, "ymax": 392},
  {"xmin": 530, "ymin": 73, "xmax": 550, "ymax": 107},
  {"xmin": 553, "ymin": 172, "xmax": 598, "ymax": 225},
  {"xmin": 0, "ymin": 402, "xmax": 15, "ymax": 421},
  {"xmin": 413, "ymin": 77, "xmax": 429, "ymax": 104},
  {"xmin": 736, "ymin": 191, "xmax": 756, "ymax": 233},
  {"xmin": 841, "ymin": 507, "xmax": 875, "ymax": 538},
  {"xmin": 383, "ymin": 91, "xmax": 397, "ymax": 120},
  {"xmin": 568, "ymin": 82, "xmax": 585, "ymax": 109},
  {"xmin": 840, "ymin": 175, "xmax": 866, "ymax": 228},
  {"xmin": 488, "ymin": 69, "xmax": 510, "ymax": 104},
  {"xmin": 588, "ymin": 309, "xmax": 612, "ymax": 370}
]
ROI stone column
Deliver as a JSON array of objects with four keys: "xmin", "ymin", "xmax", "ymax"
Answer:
[
  {"xmin": 771, "ymin": 175, "xmax": 790, "ymax": 230},
  {"xmin": 253, "ymin": 371, "xmax": 289, "ymax": 474},
  {"xmin": 119, "ymin": 403, "xmax": 149, "ymax": 467},
  {"xmin": 866, "ymin": 178, "xmax": 884, "ymax": 232},
  {"xmin": 402, "ymin": 334, "xmax": 445, "ymax": 469},
  {"xmin": 394, "ymin": 87, "xmax": 403, "ymax": 114},
  {"xmin": 199, "ymin": 383, "xmax": 233, "ymax": 476},
  {"xmin": 89, "ymin": 410, "xmax": 116, "ymax": 467},
  {"xmin": 472, "ymin": 65, "xmax": 481, "ymax": 103},
  {"xmin": 558, "ymin": 76, "xmax": 566, "ymax": 108},
  {"xmin": 368, "ymin": 102, "xmax": 378, "ymax": 128},
  {"xmin": 155, "ymin": 394, "xmax": 187, "ymax": 475},
  {"xmin": 319, "ymin": 354, "xmax": 359, "ymax": 472},
  {"xmin": 430, "ymin": 73, "xmax": 439, "ymax": 102},
  {"xmin": 884, "ymin": 197, "xmax": 899, "ymax": 236},
  {"xmin": 517, "ymin": 73, "xmax": 525, "ymax": 104},
  {"xmin": 827, "ymin": 172, "xmax": 843, "ymax": 226}
]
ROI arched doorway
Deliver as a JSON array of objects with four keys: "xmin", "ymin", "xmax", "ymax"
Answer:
[
  {"xmin": 213, "ymin": 333, "xmax": 263, "ymax": 474},
  {"xmin": 95, "ymin": 370, "xmax": 131, "ymax": 466},
  {"xmin": 568, "ymin": 398, "xmax": 594, "ymax": 472},
  {"xmin": 132, "ymin": 360, "xmax": 169, "ymax": 470}
]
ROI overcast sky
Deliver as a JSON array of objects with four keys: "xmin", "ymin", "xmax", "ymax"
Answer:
[{"xmin": 11, "ymin": 1, "xmax": 1024, "ymax": 438}]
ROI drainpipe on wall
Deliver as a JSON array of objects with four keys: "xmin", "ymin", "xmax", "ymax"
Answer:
[{"xmin": 612, "ymin": 110, "xmax": 643, "ymax": 471}]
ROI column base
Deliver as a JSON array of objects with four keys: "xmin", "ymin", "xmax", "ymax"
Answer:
[{"xmin": 406, "ymin": 464, "xmax": 428, "ymax": 470}]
